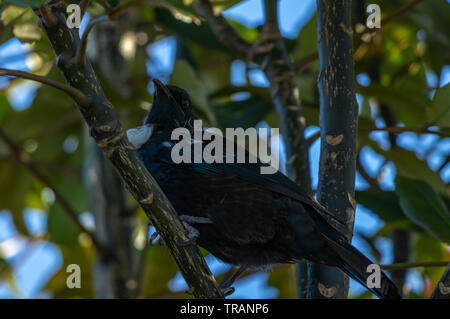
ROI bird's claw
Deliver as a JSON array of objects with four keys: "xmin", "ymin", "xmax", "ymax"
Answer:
[
  {"xmin": 220, "ymin": 286, "xmax": 235, "ymax": 297},
  {"xmin": 148, "ymin": 223, "xmax": 164, "ymax": 246},
  {"xmin": 177, "ymin": 215, "xmax": 212, "ymax": 247},
  {"xmin": 178, "ymin": 222, "xmax": 200, "ymax": 247}
]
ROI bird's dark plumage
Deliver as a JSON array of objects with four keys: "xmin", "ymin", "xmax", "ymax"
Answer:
[{"xmin": 136, "ymin": 79, "xmax": 401, "ymax": 299}]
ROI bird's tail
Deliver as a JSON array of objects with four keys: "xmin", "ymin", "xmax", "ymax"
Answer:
[{"xmin": 325, "ymin": 237, "xmax": 401, "ymax": 299}]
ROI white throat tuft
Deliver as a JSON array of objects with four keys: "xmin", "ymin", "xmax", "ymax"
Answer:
[{"xmin": 127, "ymin": 124, "xmax": 154, "ymax": 149}]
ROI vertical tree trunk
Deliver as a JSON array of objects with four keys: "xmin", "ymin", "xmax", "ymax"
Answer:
[
  {"xmin": 83, "ymin": 130, "xmax": 137, "ymax": 298},
  {"xmin": 308, "ymin": 0, "xmax": 358, "ymax": 298},
  {"xmin": 82, "ymin": 18, "xmax": 136, "ymax": 298}
]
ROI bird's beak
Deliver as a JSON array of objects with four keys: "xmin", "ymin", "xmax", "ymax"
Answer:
[{"xmin": 152, "ymin": 79, "xmax": 174, "ymax": 100}]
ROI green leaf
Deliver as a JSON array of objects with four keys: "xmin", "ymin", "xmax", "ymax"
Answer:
[
  {"xmin": 47, "ymin": 203, "xmax": 81, "ymax": 245},
  {"xmin": 356, "ymin": 189, "xmax": 407, "ymax": 222},
  {"xmin": 414, "ymin": 233, "xmax": 445, "ymax": 279},
  {"xmin": 1, "ymin": 4, "xmax": 26, "ymax": 25},
  {"xmin": 1, "ymin": 5, "xmax": 41, "ymax": 42},
  {"xmin": 212, "ymin": 96, "xmax": 272, "ymax": 130},
  {"xmin": 396, "ymin": 176, "xmax": 450, "ymax": 243},
  {"xmin": 426, "ymin": 83, "xmax": 450, "ymax": 127},
  {"xmin": 377, "ymin": 148, "xmax": 447, "ymax": 194},
  {"xmin": 0, "ymin": 164, "xmax": 31, "ymax": 234},
  {"xmin": 357, "ymin": 83, "xmax": 431, "ymax": 127},
  {"xmin": 171, "ymin": 59, "xmax": 216, "ymax": 124},
  {"xmin": 47, "ymin": 178, "xmax": 87, "ymax": 245},
  {"xmin": 3, "ymin": 0, "xmax": 45, "ymax": 7}
]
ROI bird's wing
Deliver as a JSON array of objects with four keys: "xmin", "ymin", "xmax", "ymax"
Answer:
[{"xmin": 184, "ymin": 159, "xmax": 346, "ymax": 226}]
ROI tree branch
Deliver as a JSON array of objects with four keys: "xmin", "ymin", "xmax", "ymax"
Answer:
[
  {"xmin": 361, "ymin": 126, "xmax": 448, "ymax": 138},
  {"xmin": 29, "ymin": 0, "xmax": 222, "ymax": 298},
  {"xmin": 194, "ymin": 0, "xmax": 252, "ymax": 59},
  {"xmin": 76, "ymin": 15, "xmax": 109, "ymax": 68},
  {"xmin": 381, "ymin": 261, "xmax": 449, "ymax": 271},
  {"xmin": 0, "ymin": 129, "xmax": 107, "ymax": 259},
  {"xmin": 0, "ymin": 68, "xmax": 89, "ymax": 106},
  {"xmin": 307, "ymin": 0, "xmax": 358, "ymax": 299}
]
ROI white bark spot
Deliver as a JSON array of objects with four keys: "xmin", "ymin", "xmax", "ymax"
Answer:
[
  {"xmin": 140, "ymin": 193, "xmax": 154, "ymax": 205},
  {"xmin": 347, "ymin": 192, "xmax": 356, "ymax": 209},
  {"xmin": 326, "ymin": 134, "xmax": 344, "ymax": 146},
  {"xmin": 439, "ymin": 282, "xmax": 450, "ymax": 295},
  {"xmin": 318, "ymin": 282, "xmax": 337, "ymax": 298}
]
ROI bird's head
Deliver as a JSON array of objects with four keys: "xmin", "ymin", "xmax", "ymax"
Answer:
[
  {"xmin": 144, "ymin": 79, "xmax": 195, "ymax": 130},
  {"xmin": 127, "ymin": 79, "xmax": 195, "ymax": 149}
]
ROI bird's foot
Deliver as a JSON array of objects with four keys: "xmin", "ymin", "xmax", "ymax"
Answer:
[
  {"xmin": 219, "ymin": 285, "xmax": 235, "ymax": 297},
  {"xmin": 148, "ymin": 222, "xmax": 164, "ymax": 246},
  {"xmin": 177, "ymin": 215, "xmax": 213, "ymax": 247},
  {"xmin": 148, "ymin": 231, "xmax": 165, "ymax": 246}
]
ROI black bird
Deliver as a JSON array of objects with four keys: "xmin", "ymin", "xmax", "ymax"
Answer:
[{"xmin": 130, "ymin": 79, "xmax": 401, "ymax": 299}]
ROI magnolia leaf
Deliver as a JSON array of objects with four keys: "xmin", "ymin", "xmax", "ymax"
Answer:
[
  {"xmin": 426, "ymin": 83, "xmax": 450, "ymax": 127},
  {"xmin": 396, "ymin": 176, "xmax": 450, "ymax": 243}
]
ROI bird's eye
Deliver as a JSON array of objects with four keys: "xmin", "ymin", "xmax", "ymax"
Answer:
[{"xmin": 181, "ymin": 99, "xmax": 189, "ymax": 108}]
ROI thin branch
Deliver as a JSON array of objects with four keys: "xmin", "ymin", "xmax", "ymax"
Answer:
[
  {"xmin": 194, "ymin": 0, "xmax": 252, "ymax": 59},
  {"xmin": 360, "ymin": 126, "xmax": 448, "ymax": 138},
  {"xmin": 293, "ymin": 51, "xmax": 319, "ymax": 71},
  {"xmin": 0, "ymin": 129, "xmax": 108, "ymax": 259},
  {"xmin": 0, "ymin": 68, "xmax": 90, "ymax": 107},
  {"xmin": 80, "ymin": 0, "xmax": 90, "ymax": 20},
  {"xmin": 306, "ymin": 130, "xmax": 320, "ymax": 147},
  {"xmin": 381, "ymin": 261, "xmax": 449, "ymax": 271},
  {"xmin": 380, "ymin": 0, "xmax": 425, "ymax": 27},
  {"xmin": 0, "ymin": 155, "xmax": 81, "ymax": 181},
  {"xmin": 356, "ymin": 150, "xmax": 379, "ymax": 189},
  {"xmin": 76, "ymin": 15, "xmax": 109, "ymax": 68},
  {"xmin": 264, "ymin": 0, "xmax": 278, "ymax": 28}
]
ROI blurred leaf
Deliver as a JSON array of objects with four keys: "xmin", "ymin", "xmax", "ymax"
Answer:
[
  {"xmin": 4, "ymin": 0, "xmax": 45, "ymax": 7},
  {"xmin": 414, "ymin": 233, "xmax": 445, "ymax": 280},
  {"xmin": 291, "ymin": 13, "xmax": 317, "ymax": 61},
  {"xmin": 356, "ymin": 189, "xmax": 407, "ymax": 222},
  {"xmin": 47, "ymin": 178, "xmax": 87, "ymax": 245},
  {"xmin": 171, "ymin": 59, "xmax": 216, "ymax": 124},
  {"xmin": 0, "ymin": 163, "xmax": 31, "ymax": 234},
  {"xmin": 357, "ymin": 83, "xmax": 430, "ymax": 126},
  {"xmin": 212, "ymin": 96, "xmax": 272, "ymax": 130},
  {"xmin": 0, "ymin": 95, "xmax": 12, "ymax": 126},
  {"xmin": 1, "ymin": 5, "xmax": 41, "ymax": 42},
  {"xmin": 378, "ymin": 148, "xmax": 447, "ymax": 194},
  {"xmin": 396, "ymin": 176, "xmax": 450, "ymax": 243},
  {"xmin": 426, "ymin": 83, "xmax": 450, "ymax": 127}
]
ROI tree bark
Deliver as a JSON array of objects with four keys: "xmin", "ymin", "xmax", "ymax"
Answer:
[
  {"xmin": 307, "ymin": 0, "xmax": 358, "ymax": 298},
  {"xmin": 33, "ymin": 0, "xmax": 222, "ymax": 299}
]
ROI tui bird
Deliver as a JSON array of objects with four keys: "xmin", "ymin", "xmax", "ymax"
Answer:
[{"xmin": 129, "ymin": 79, "xmax": 401, "ymax": 299}]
